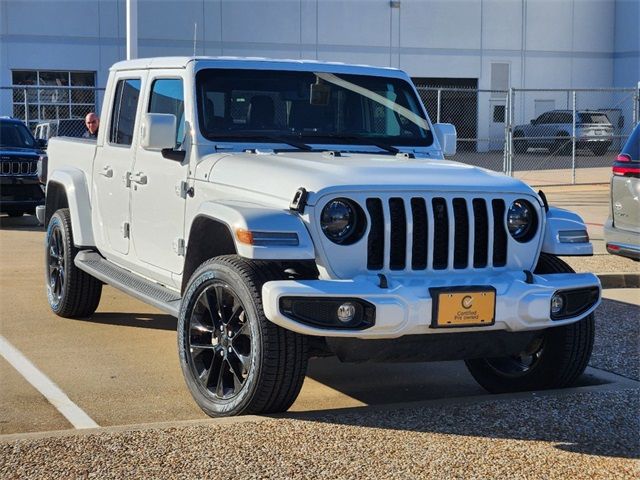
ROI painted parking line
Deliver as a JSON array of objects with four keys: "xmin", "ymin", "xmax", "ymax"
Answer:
[{"xmin": 0, "ymin": 335, "xmax": 99, "ymax": 430}]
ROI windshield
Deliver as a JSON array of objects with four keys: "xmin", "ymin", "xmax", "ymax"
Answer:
[
  {"xmin": 579, "ymin": 113, "xmax": 610, "ymax": 124},
  {"xmin": 0, "ymin": 121, "xmax": 37, "ymax": 149},
  {"xmin": 196, "ymin": 69, "xmax": 432, "ymax": 149}
]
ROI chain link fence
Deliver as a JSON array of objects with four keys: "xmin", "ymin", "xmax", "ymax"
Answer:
[
  {"xmin": 1, "ymin": 85, "xmax": 105, "ymax": 138},
  {"xmin": 1, "ymin": 84, "xmax": 638, "ymax": 185},
  {"xmin": 416, "ymin": 86, "xmax": 638, "ymax": 185}
]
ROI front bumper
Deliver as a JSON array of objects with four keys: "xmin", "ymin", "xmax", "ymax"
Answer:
[{"xmin": 262, "ymin": 271, "xmax": 601, "ymax": 339}]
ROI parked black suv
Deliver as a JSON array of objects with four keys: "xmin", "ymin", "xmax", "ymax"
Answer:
[{"xmin": 0, "ymin": 117, "xmax": 46, "ymax": 217}]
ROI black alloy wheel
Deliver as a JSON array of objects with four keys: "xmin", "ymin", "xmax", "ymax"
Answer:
[
  {"xmin": 44, "ymin": 208, "xmax": 102, "ymax": 317},
  {"xmin": 465, "ymin": 253, "xmax": 595, "ymax": 393},
  {"xmin": 187, "ymin": 281, "xmax": 253, "ymax": 400},
  {"xmin": 47, "ymin": 223, "xmax": 66, "ymax": 307},
  {"xmin": 178, "ymin": 255, "xmax": 308, "ymax": 417}
]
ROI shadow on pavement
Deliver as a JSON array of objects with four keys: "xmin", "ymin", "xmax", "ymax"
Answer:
[
  {"xmin": 70, "ymin": 312, "xmax": 177, "ymax": 331},
  {"xmin": 0, "ymin": 214, "xmax": 43, "ymax": 232}
]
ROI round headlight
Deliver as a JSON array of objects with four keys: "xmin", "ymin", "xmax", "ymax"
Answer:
[
  {"xmin": 507, "ymin": 199, "xmax": 537, "ymax": 242},
  {"xmin": 320, "ymin": 198, "xmax": 365, "ymax": 245}
]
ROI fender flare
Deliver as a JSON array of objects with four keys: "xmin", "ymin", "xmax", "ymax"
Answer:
[
  {"xmin": 47, "ymin": 168, "xmax": 94, "ymax": 247},
  {"xmin": 192, "ymin": 200, "xmax": 315, "ymax": 260},
  {"xmin": 541, "ymin": 206, "xmax": 592, "ymax": 256}
]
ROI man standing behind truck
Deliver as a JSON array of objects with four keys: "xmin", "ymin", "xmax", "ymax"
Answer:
[{"xmin": 82, "ymin": 112, "xmax": 99, "ymax": 139}]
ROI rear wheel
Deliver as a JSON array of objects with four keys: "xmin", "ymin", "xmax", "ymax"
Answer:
[
  {"xmin": 465, "ymin": 253, "xmax": 595, "ymax": 393},
  {"xmin": 45, "ymin": 208, "xmax": 102, "ymax": 317},
  {"xmin": 513, "ymin": 132, "xmax": 528, "ymax": 154},
  {"xmin": 178, "ymin": 255, "xmax": 308, "ymax": 417}
]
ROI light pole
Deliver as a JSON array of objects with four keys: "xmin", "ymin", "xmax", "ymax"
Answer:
[{"xmin": 126, "ymin": 0, "xmax": 138, "ymax": 60}]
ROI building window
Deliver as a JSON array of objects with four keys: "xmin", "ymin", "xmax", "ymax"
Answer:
[{"xmin": 11, "ymin": 70, "xmax": 96, "ymax": 129}]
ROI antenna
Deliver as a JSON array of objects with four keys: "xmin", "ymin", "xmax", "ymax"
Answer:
[{"xmin": 193, "ymin": 22, "xmax": 198, "ymax": 57}]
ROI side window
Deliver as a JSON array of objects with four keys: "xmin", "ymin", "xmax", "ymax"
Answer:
[
  {"xmin": 148, "ymin": 78, "xmax": 185, "ymax": 147},
  {"xmin": 109, "ymin": 79, "xmax": 141, "ymax": 146},
  {"xmin": 538, "ymin": 113, "xmax": 552, "ymax": 124}
]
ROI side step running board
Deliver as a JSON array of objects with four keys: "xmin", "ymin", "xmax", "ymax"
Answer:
[{"xmin": 75, "ymin": 251, "xmax": 181, "ymax": 318}]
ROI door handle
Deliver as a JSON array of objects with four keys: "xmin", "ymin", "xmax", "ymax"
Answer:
[
  {"xmin": 130, "ymin": 172, "xmax": 148, "ymax": 185},
  {"xmin": 99, "ymin": 166, "xmax": 113, "ymax": 178}
]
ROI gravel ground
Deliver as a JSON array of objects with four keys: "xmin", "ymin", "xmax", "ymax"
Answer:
[
  {"xmin": 592, "ymin": 299, "xmax": 640, "ymax": 381},
  {"xmin": 563, "ymin": 254, "xmax": 640, "ymax": 274},
  {"xmin": 1, "ymin": 389, "xmax": 638, "ymax": 479}
]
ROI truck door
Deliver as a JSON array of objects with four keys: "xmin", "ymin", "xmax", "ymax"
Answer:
[
  {"xmin": 130, "ymin": 73, "xmax": 189, "ymax": 275},
  {"xmin": 92, "ymin": 73, "xmax": 146, "ymax": 256}
]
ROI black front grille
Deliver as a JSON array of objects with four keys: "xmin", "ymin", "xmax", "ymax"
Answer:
[
  {"xmin": 492, "ymin": 199, "xmax": 507, "ymax": 267},
  {"xmin": 432, "ymin": 198, "xmax": 449, "ymax": 270},
  {"xmin": 388, "ymin": 198, "xmax": 406, "ymax": 270},
  {"xmin": 0, "ymin": 159, "xmax": 38, "ymax": 176},
  {"xmin": 366, "ymin": 198, "xmax": 384, "ymax": 270},
  {"xmin": 366, "ymin": 195, "xmax": 510, "ymax": 271}
]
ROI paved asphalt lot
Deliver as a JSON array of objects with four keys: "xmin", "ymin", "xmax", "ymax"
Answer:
[{"xmin": 0, "ymin": 184, "xmax": 638, "ymax": 478}]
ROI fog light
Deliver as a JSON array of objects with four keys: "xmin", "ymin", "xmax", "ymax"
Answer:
[
  {"xmin": 551, "ymin": 294, "xmax": 564, "ymax": 316},
  {"xmin": 337, "ymin": 302, "xmax": 356, "ymax": 323}
]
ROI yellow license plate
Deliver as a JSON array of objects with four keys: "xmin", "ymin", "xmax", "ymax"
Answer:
[{"xmin": 432, "ymin": 289, "xmax": 496, "ymax": 328}]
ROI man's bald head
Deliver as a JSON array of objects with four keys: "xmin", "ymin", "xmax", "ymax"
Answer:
[{"xmin": 85, "ymin": 112, "xmax": 99, "ymax": 135}]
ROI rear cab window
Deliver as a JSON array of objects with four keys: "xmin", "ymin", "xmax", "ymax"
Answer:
[{"xmin": 109, "ymin": 79, "xmax": 142, "ymax": 146}]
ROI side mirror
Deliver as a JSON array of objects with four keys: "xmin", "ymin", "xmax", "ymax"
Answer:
[
  {"xmin": 36, "ymin": 138, "xmax": 47, "ymax": 149},
  {"xmin": 433, "ymin": 123, "xmax": 457, "ymax": 157},
  {"xmin": 141, "ymin": 113, "xmax": 177, "ymax": 150}
]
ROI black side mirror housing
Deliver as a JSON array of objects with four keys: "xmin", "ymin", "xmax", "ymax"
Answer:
[{"xmin": 36, "ymin": 138, "xmax": 48, "ymax": 149}]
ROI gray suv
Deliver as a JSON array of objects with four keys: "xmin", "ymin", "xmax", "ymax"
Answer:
[
  {"xmin": 514, "ymin": 110, "xmax": 613, "ymax": 156},
  {"xmin": 604, "ymin": 122, "xmax": 639, "ymax": 260}
]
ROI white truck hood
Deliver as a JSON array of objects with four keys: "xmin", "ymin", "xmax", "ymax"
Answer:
[{"xmin": 199, "ymin": 151, "xmax": 537, "ymax": 206}]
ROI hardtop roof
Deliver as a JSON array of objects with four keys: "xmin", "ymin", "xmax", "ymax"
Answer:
[{"xmin": 109, "ymin": 56, "xmax": 406, "ymax": 78}]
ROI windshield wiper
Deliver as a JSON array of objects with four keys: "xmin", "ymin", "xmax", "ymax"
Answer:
[
  {"xmin": 212, "ymin": 133, "xmax": 312, "ymax": 152},
  {"xmin": 301, "ymin": 133, "xmax": 400, "ymax": 155}
]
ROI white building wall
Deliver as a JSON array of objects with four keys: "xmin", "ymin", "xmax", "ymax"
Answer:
[{"xmin": 1, "ymin": 0, "xmax": 637, "ymax": 127}]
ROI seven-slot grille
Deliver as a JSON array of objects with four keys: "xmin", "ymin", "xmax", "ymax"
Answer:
[
  {"xmin": 0, "ymin": 158, "xmax": 38, "ymax": 176},
  {"xmin": 366, "ymin": 196, "xmax": 509, "ymax": 271}
]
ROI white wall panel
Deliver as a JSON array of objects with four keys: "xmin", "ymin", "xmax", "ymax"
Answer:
[
  {"xmin": 400, "ymin": 0, "xmax": 481, "ymax": 50},
  {"xmin": 481, "ymin": 0, "xmax": 523, "ymax": 51},
  {"xmin": 401, "ymin": 53, "xmax": 481, "ymax": 78},
  {"xmin": 525, "ymin": 0, "xmax": 573, "ymax": 52},
  {"xmin": 138, "ymin": 1, "xmax": 204, "ymax": 42},
  {"xmin": 317, "ymin": 1, "xmax": 389, "ymax": 47},
  {"xmin": 573, "ymin": 0, "xmax": 614, "ymax": 53},
  {"xmin": 5, "ymin": 0, "xmax": 99, "ymax": 37},
  {"xmin": 221, "ymin": 1, "xmax": 301, "ymax": 45}
]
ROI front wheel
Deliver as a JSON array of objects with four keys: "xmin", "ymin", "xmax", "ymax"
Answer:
[
  {"xmin": 465, "ymin": 254, "xmax": 595, "ymax": 393},
  {"xmin": 178, "ymin": 255, "xmax": 308, "ymax": 417}
]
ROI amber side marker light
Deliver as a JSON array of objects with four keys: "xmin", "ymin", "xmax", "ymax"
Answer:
[{"xmin": 235, "ymin": 229, "xmax": 299, "ymax": 246}]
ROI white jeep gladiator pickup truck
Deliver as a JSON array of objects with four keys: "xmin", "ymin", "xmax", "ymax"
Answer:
[{"xmin": 42, "ymin": 57, "xmax": 601, "ymax": 417}]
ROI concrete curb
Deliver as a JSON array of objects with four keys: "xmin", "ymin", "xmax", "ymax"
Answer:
[{"xmin": 597, "ymin": 273, "xmax": 640, "ymax": 289}]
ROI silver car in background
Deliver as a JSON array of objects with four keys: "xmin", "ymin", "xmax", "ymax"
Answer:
[
  {"xmin": 513, "ymin": 110, "xmax": 614, "ymax": 156},
  {"xmin": 604, "ymin": 122, "xmax": 640, "ymax": 260}
]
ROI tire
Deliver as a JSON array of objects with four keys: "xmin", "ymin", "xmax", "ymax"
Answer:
[
  {"xmin": 553, "ymin": 133, "xmax": 571, "ymax": 156},
  {"xmin": 178, "ymin": 255, "xmax": 308, "ymax": 417},
  {"xmin": 589, "ymin": 143, "xmax": 609, "ymax": 156},
  {"xmin": 513, "ymin": 132, "xmax": 527, "ymax": 154},
  {"xmin": 45, "ymin": 208, "xmax": 102, "ymax": 318},
  {"xmin": 465, "ymin": 253, "xmax": 595, "ymax": 393}
]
